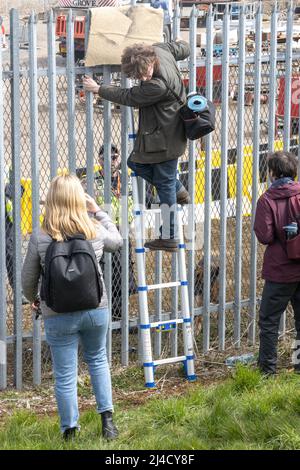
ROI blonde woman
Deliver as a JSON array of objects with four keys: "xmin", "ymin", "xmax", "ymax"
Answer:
[{"xmin": 22, "ymin": 174, "xmax": 123, "ymax": 441}]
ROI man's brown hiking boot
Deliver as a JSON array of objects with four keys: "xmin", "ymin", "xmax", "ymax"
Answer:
[
  {"xmin": 176, "ymin": 188, "xmax": 190, "ymax": 205},
  {"xmin": 144, "ymin": 239, "xmax": 179, "ymax": 252}
]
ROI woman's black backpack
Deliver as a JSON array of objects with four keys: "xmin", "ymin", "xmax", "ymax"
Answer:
[{"xmin": 41, "ymin": 234, "xmax": 103, "ymax": 314}]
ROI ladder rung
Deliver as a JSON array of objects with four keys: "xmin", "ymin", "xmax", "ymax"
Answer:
[
  {"xmin": 142, "ymin": 208, "xmax": 161, "ymax": 214},
  {"xmin": 153, "ymin": 356, "xmax": 186, "ymax": 366},
  {"xmin": 134, "ymin": 208, "xmax": 184, "ymax": 215},
  {"xmin": 133, "ymin": 208, "xmax": 160, "ymax": 216},
  {"xmin": 138, "ymin": 246, "xmax": 187, "ymax": 254},
  {"xmin": 147, "ymin": 282, "xmax": 181, "ymax": 290},
  {"xmin": 150, "ymin": 319, "xmax": 184, "ymax": 328}
]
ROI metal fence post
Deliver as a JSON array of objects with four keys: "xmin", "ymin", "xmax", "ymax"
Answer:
[
  {"xmin": 103, "ymin": 66, "xmax": 112, "ymax": 363},
  {"xmin": 234, "ymin": 3, "xmax": 246, "ymax": 348},
  {"xmin": 249, "ymin": 4, "xmax": 262, "ymax": 345},
  {"xmin": 120, "ymin": 75, "xmax": 130, "ymax": 366},
  {"xmin": 268, "ymin": 3, "xmax": 278, "ymax": 154},
  {"xmin": 218, "ymin": 5, "xmax": 230, "ymax": 351},
  {"xmin": 171, "ymin": 0, "xmax": 182, "ymax": 355},
  {"xmin": 281, "ymin": 3, "xmax": 293, "ymax": 334},
  {"xmin": 10, "ymin": 8, "xmax": 23, "ymax": 389},
  {"xmin": 0, "ymin": 21, "xmax": 7, "ymax": 390},
  {"xmin": 84, "ymin": 11, "xmax": 94, "ymax": 198},
  {"xmin": 203, "ymin": 5, "xmax": 213, "ymax": 354},
  {"xmin": 171, "ymin": 252, "xmax": 178, "ymax": 358},
  {"xmin": 47, "ymin": 9, "xmax": 57, "ymax": 180},
  {"xmin": 154, "ymin": 213, "xmax": 162, "ymax": 357},
  {"xmin": 283, "ymin": 1, "xmax": 294, "ymax": 153},
  {"xmin": 187, "ymin": 5, "xmax": 197, "ymax": 340},
  {"xmin": 172, "ymin": 3, "xmax": 180, "ymax": 41},
  {"xmin": 29, "ymin": 12, "xmax": 41, "ymax": 386},
  {"xmin": 66, "ymin": 8, "xmax": 76, "ymax": 173}
]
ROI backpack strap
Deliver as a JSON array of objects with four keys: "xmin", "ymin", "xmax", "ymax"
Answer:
[
  {"xmin": 275, "ymin": 195, "xmax": 300, "ymax": 261},
  {"xmin": 159, "ymin": 76, "xmax": 185, "ymax": 106},
  {"xmin": 66, "ymin": 233, "xmax": 86, "ymax": 241},
  {"xmin": 287, "ymin": 195, "xmax": 294, "ymax": 224},
  {"xmin": 287, "ymin": 194, "xmax": 300, "ymax": 227},
  {"xmin": 40, "ymin": 239, "xmax": 57, "ymax": 301}
]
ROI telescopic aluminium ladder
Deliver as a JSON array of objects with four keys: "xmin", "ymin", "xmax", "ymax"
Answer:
[{"xmin": 131, "ymin": 171, "xmax": 196, "ymax": 388}]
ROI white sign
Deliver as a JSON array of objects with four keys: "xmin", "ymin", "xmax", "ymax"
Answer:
[{"xmin": 59, "ymin": 0, "xmax": 119, "ymax": 7}]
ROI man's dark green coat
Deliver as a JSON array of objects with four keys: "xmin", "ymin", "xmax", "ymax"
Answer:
[{"xmin": 98, "ymin": 41, "xmax": 190, "ymax": 164}]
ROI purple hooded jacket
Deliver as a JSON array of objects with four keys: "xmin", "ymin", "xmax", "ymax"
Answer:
[{"xmin": 254, "ymin": 180, "xmax": 300, "ymax": 283}]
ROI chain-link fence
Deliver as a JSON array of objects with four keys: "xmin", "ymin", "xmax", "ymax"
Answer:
[{"xmin": 1, "ymin": 2, "xmax": 300, "ymax": 389}]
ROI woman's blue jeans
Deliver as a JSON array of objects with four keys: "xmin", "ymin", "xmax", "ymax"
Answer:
[{"xmin": 44, "ymin": 307, "xmax": 113, "ymax": 433}]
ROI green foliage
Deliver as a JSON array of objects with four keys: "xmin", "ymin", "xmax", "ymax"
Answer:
[
  {"xmin": 1, "ymin": 366, "xmax": 300, "ymax": 450},
  {"xmin": 231, "ymin": 364, "xmax": 262, "ymax": 393}
]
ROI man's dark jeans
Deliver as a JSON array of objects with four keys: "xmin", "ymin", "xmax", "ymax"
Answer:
[
  {"xmin": 127, "ymin": 157, "xmax": 184, "ymax": 239},
  {"xmin": 258, "ymin": 280, "xmax": 300, "ymax": 374}
]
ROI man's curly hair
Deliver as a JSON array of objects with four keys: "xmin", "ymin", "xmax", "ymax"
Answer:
[{"xmin": 121, "ymin": 43, "xmax": 160, "ymax": 79}]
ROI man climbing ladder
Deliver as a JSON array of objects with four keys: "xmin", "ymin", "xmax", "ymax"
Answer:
[
  {"xmin": 83, "ymin": 39, "xmax": 191, "ymax": 252},
  {"xmin": 83, "ymin": 39, "xmax": 197, "ymax": 383}
]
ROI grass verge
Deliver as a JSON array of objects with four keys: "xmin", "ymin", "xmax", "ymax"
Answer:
[{"xmin": 1, "ymin": 366, "xmax": 300, "ymax": 450}]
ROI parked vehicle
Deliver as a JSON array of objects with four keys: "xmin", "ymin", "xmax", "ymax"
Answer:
[
  {"xmin": 0, "ymin": 22, "xmax": 6, "ymax": 48},
  {"xmin": 179, "ymin": 0, "xmax": 257, "ymax": 26}
]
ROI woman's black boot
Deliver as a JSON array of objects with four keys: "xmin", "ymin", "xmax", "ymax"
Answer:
[
  {"xmin": 101, "ymin": 411, "xmax": 119, "ymax": 440},
  {"xmin": 63, "ymin": 427, "xmax": 77, "ymax": 441}
]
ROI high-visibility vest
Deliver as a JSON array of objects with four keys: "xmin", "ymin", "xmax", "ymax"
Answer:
[
  {"xmin": 5, "ymin": 197, "xmax": 13, "ymax": 223},
  {"xmin": 96, "ymin": 175, "xmax": 133, "ymax": 225}
]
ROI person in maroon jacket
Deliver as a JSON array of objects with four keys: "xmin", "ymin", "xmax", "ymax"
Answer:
[{"xmin": 254, "ymin": 151, "xmax": 300, "ymax": 375}]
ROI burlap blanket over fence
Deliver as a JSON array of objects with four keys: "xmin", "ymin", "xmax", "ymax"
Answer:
[{"xmin": 85, "ymin": 5, "xmax": 164, "ymax": 66}]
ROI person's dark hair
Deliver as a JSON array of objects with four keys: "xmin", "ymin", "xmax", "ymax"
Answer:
[
  {"xmin": 267, "ymin": 151, "xmax": 298, "ymax": 180},
  {"xmin": 99, "ymin": 143, "xmax": 119, "ymax": 158},
  {"xmin": 121, "ymin": 43, "xmax": 159, "ymax": 79}
]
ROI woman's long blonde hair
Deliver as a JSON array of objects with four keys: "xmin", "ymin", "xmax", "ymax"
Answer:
[{"xmin": 42, "ymin": 174, "xmax": 97, "ymax": 241}]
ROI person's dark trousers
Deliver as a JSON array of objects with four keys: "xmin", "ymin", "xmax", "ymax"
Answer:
[
  {"xmin": 258, "ymin": 280, "xmax": 300, "ymax": 374},
  {"xmin": 5, "ymin": 215, "xmax": 14, "ymax": 289},
  {"xmin": 127, "ymin": 157, "xmax": 184, "ymax": 239}
]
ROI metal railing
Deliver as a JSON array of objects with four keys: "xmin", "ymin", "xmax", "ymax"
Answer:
[{"xmin": 0, "ymin": 1, "xmax": 299, "ymax": 389}]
